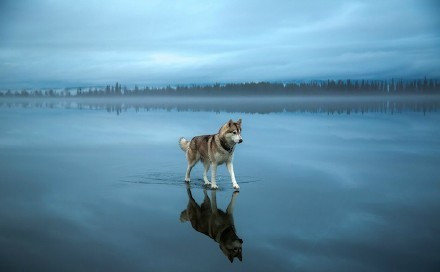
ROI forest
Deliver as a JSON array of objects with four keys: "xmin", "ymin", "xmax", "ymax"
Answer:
[{"xmin": 1, "ymin": 78, "xmax": 439, "ymax": 97}]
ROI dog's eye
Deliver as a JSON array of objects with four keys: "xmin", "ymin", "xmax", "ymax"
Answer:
[{"xmin": 232, "ymin": 131, "xmax": 237, "ymax": 134}]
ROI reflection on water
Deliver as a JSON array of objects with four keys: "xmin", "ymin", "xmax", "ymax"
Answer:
[
  {"xmin": 1, "ymin": 95, "xmax": 440, "ymax": 114},
  {"xmin": 180, "ymin": 184, "xmax": 243, "ymax": 263},
  {"xmin": 0, "ymin": 101, "xmax": 439, "ymax": 271}
]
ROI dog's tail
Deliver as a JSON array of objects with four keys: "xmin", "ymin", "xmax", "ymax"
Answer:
[{"xmin": 179, "ymin": 137, "xmax": 189, "ymax": 152}]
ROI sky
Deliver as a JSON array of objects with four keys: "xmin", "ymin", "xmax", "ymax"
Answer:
[{"xmin": 0, "ymin": 0, "xmax": 439, "ymax": 89}]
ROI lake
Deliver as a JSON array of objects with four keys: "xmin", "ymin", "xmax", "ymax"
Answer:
[{"xmin": 1, "ymin": 96, "xmax": 439, "ymax": 271}]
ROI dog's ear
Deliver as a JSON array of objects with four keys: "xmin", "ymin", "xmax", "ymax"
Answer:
[
  {"xmin": 228, "ymin": 119, "xmax": 234, "ymax": 127},
  {"xmin": 238, "ymin": 252, "xmax": 242, "ymax": 262},
  {"xmin": 228, "ymin": 254, "xmax": 234, "ymax": 263},
  {"xmin": 237, "ymin": 118, "xmax": 242, "ymax": 125},
  {"xmin": 179, "ymin": 210, "xmax": 189, "ymax": 222}
]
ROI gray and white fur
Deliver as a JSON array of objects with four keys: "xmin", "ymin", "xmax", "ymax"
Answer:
[{"xmin": 179, "ymin": 119, "xmax": 243, "ymax": 190}]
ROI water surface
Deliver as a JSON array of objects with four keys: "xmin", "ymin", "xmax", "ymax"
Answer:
[{"xmin": 0, "ymin": 97, "xmax": 439, "ymax": 271}]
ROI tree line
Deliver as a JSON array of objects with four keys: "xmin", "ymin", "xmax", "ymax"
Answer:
[{"xmin": 1, "ymin": 78, "xmax": 439, "ymax": 97}]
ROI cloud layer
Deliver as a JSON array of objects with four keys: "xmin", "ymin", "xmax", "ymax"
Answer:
[{"xmin": 0, "ymin": 0, "xmax": 439, "ymax": 88}]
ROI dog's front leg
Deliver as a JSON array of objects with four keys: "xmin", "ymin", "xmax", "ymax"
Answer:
[
  {"xmin": 227, "ymin": 191, "xmax": 239, "ymax": 215},
  {"xmin": 210, "ymin": 163, "xmax": 218, "ymax": 189},
  {"xmin": 227, "ymin": 160, "xmax": 240, "ymax": 190},
  {"xmin": 210, "ymin": 190, "xmax": 218, "ymax": 213}
]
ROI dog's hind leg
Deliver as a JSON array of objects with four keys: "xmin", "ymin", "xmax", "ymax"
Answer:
[
  {"xmin": 185, "ymin": 160, "xmax": 197, "ymax": 182},
  {"xmin": 202, "ymin": 160, "xmax": 211, "ymax": 186},
  {"xmin": 185, "ymin": 148, "xmax": 200, "ymax": 182},
  {"xmin": 186, "ymin": 183, "xmax": 194, "ymax": 200},
  {"xmin": 201, "ymin": 189, "xmax": 211, "ymax": 213},
  {"xmin": 210, "ymin": 190, "xmax": 218, "ymax": 214},
  {"xmin": 180, "ymin": 184, "xmax": 195, "ymax": 222}
]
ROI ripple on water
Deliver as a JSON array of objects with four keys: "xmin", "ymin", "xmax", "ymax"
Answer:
[{"xmin": 119, "ymin": 171, "xmax": 259, "ymax": 191}]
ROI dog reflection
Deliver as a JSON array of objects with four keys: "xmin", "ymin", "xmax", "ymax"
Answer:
[{"xmin": 180, "ymin": 185, "xmax": 243, "ymax": 262}]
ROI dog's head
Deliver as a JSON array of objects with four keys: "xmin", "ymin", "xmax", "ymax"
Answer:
[
  {"xmin": 220, "ymin": 119, "xmax": 243, "ymax": 144},
  {"xmin": 219, "ymin": 235, "xmax": 243, "ymax": 263}
]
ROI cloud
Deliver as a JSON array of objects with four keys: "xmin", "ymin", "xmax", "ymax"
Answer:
[{"xmin": 0, "ymin": 0, "xmax": 439, "ymax": 88}]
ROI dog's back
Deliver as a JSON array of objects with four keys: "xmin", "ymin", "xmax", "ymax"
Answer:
[{"xmin": 180, "ymin": 134, "xmax": 215, "ymax": 161}]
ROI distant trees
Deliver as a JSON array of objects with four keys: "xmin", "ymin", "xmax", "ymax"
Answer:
[{"xmin": 1, "ymin": 79, "xmax": 439, "ymax": 97}]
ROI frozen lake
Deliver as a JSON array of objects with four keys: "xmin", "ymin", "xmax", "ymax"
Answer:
[{"xmin": 1, "ymin": 96, "xmax": 439, "ymax": 271}]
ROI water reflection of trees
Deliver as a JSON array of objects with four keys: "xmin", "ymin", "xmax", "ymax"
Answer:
[{"xmin": 0, "ymin": 96, "xmax": 439, "ymax": 115}]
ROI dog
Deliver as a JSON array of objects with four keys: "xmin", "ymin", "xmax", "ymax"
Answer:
[
  {"xmin": 180, "ymin": 185, "xmax": 243, "ymax": 263},
  {"xmin": 179, "ymin": 119, "xmax": 243, "ymax": 190}
]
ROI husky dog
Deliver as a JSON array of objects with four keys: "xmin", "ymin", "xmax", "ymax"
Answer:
[
  {"xmin": 180, "ymin": 185, "xmax": 243, "ymax": 263},
  {"xmin": 179, "ymin": 119, "xmax": 243, "ymax": 190}
]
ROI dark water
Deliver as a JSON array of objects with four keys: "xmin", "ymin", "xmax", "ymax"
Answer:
[{"xmin": 0, "ymin": 97, "xmax": 439, "ymax": 271}]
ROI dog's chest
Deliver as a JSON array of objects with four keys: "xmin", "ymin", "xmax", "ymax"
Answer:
[{"xmin": 213, "ymin": 151, "xmax": 231, "ymax": 164}]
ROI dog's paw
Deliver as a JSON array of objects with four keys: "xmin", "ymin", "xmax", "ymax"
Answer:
[
  {"xmin": 233, "ymin": 184, "xmax": 240, "ymax": 190},
  {"xmin": 184, "ymin": 178, "xmax": 190, "ymax": 183},
  {"xmin": 204, "ymin": 181, "xmax": 211, "ymax": 186},
  {"xmin": 211, "ymin": 184, "xmax": 219, "ymax": 190}
]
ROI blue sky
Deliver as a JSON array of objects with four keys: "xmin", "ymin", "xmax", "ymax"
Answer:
[{"xmin": 0, "ymin": 0, "xmax": 439, "ymax": 88}]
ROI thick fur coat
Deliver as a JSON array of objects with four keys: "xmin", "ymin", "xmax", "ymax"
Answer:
[{"xmin": 179, "ymin": 119, "xmax": 243, "ymax": 190}]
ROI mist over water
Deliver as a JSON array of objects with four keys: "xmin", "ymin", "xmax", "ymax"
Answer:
[
  {"xmin": 1, "ymin": 95, "xmax": 440, "ymax": 115},
  {"xmin": 0, "ymin": 97, "xmax": 439, "ymax": 271}
]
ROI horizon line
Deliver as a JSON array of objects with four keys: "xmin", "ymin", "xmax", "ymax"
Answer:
[{"xmin": 1, "ymin": 77, "xmax": 439, "ymax": 91}]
